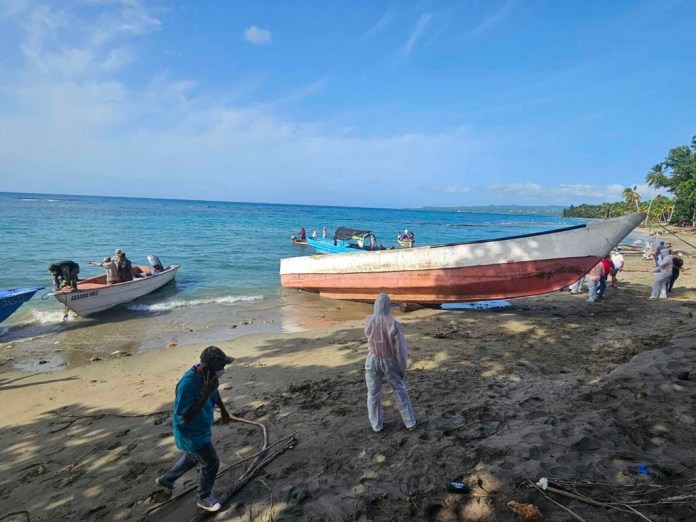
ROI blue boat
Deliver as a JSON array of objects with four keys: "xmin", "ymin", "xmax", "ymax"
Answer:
[
  {"xmin": 0, "ymin": 286, "xmax": 45, "ymax": 324},
  {"xmin": 306, "ymin": 227, "xmax": 383, "ymax": 254}
]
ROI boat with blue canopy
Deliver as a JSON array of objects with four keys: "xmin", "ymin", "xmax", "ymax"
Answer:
[
  {"xmin": 307, "ymin": 227, "xmax": 382, "ymax": 254},
  {"xmin": 0, "ymin": 286, "xmax": 45, "ymax": 323}
]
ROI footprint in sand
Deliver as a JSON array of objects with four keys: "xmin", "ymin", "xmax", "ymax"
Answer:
[
  {"xmin": 121, "ymin": 462, "xmax": 148, "ymax": 481},
  {"xmin": 19, "ymin": 463, "xmax": 48, "ymax": 484}
]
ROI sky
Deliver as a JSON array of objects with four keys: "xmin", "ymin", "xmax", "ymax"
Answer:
[{"xmin": 0, "ymin": 0, "xmax": 694, "ymax": 208}]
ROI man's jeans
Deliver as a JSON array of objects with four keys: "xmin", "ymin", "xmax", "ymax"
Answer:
[
  {"xmin": 365, "ymin": 354, "xmax": 416, "ymax": 431},
  {"xmin": 587, "ymin": 279, "xmax": 599, "ymax": 302},
  {"xmin": 159, "ymin": 441, "xmax": 219, "ymax": 499},
  {"xmin": 597, "ymin": 277, "xmax": 606, "ymax": 298}
]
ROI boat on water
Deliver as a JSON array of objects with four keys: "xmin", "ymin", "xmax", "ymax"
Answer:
[
  {"xmin": 397, "ymin": 238, "xmax": 414, "ymax": 248},
  {"xmin": 307, "ymin": 227, "xmax": 381, "ymax": 254},
  {"xmin": 291, "ymin": 236, "xmax": 308, "ymax": 245},
  {"xmin": 280, "ymin": 213, "xmax": 644, "ymax": 304},
  {"xmin": 0, "ymin": 286, "xmax": 44, "ymax": 323},
  {"xmin": 49, "ymin": 264, "xmax": 179, "ymax": 316}
]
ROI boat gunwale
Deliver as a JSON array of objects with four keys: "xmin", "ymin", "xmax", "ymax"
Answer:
[{"xmin": 53, "ymin": 264, "xmax": 180, "ymax": 294}]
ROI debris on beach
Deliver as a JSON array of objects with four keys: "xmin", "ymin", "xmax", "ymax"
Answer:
[
  {"xmin": 110, "ymin": 350, "xmax": 131, "ymax": 357},
  {"xmin": 430, "ymin": 320, "xmax": 470, "ymax": 339},
  {"xmin": 166, "ymin": 341, "xmax": 177, "ymax": 348},
  {"xmin": 507, "ymin": 500, "xmax": 543, "ymax": 519}
]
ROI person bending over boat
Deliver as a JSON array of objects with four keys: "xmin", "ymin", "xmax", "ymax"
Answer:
[
  {"xmin": 156, "ymin": 346, "xmax": 235, "ymax": 513},
  {"xmin": 364, "ymin": 293, "xmax": 417, "ymax": 432},
  {"xmin": 89, "ymin": 257, "xmax": 120, "ymax": 284},
  {"xmin": 47, "ymin": 260, "xmax": 79, "ymax": 291}
]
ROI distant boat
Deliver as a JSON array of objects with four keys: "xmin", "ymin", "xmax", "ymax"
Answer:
[
  {"xmin": 307, "ymin": 227, "xmax": 381, "ymax": 254},
  {"xmin": 0, "ymin": 286, "xmax": 44, "ymax": 323},
  {"xmin": 49, "ymin": 265, "xmax": 179, "ymax": 316},
  {"xmin": 397, "ymin": 238, "xmax": 414, "ymax": 248},
  {"xmin": 291, "ymin": 235, "xmax": 308, "ymax": 245},
  {"xmin": 280, "ymin": 213, "xmax": 644, "ymax": 305}
]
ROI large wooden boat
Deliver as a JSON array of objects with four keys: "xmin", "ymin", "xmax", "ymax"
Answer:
[
  {"xmin": 50, "ymin": 265, "xmax": 179, "ymax": 316},
  {"xmin": 0, "ymin": 286, "xmax": 44, "ymax": 323},
  {"xmin": 280, "ymin": 213, "xmax": 644, "ymax": 304}
]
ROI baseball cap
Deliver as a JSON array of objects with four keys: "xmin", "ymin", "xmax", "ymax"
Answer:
[{"xmin": 200, "ymin": 346, "xmax": 235, "ymax": 366}]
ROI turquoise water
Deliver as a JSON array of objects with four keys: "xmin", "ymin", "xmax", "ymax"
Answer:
[{"xmin": 0, "ymin": 192, "xmax": 639, "ymax": 370}]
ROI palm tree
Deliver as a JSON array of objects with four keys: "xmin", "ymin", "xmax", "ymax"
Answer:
[
  {"xmin": 622, "ymin": 186, "xmax": 642, "ymax": 212},
  {"xmin": 644, "ymin": 164, "xmax": 667, "ymax": 224}
]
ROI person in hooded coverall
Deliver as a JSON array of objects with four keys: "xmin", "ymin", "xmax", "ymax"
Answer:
[
  {"xmin": 364, "ymin": 293, "xmax": 417, "ymax": 432},
  {"xmin": 650, "ymin": 250, "xmax": 673, "ymax": 300}
]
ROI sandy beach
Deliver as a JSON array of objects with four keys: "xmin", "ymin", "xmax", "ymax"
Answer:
[{"xmin": 1, "ymin": 237, "xmax": 695, "ymax": 521}]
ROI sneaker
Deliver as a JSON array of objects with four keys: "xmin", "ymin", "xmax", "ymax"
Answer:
[
  {"xmin": 197, "ymin": 494, "xmax": 222, "ymax": 512},
  {"xmin": 406, "ymin": 420, "xmax": 418, "ymax": 431},
  {"xmin": 155, "ymin": 476, "xmax": 176, "ymax": 490}
]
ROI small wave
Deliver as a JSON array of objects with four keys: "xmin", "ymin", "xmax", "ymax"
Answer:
[
  {"xmin": 30, "ymin": 310, "xmax": 73, "ymax": 324},
  {"xmin": 21, "ymin": 198, "xmax": 60, "ymax": 202},
  {"xmin": 127, "ymin": 294, "xmax": 263, "ymax": 312},
  {"xmin": 0, "ymin": 327, "xmax": 8, "ymax": 337}
]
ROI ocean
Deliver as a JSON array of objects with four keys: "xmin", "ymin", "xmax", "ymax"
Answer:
[{"xmin": 0, "ymin": 192, "xmax": 642, "ymax": 372}]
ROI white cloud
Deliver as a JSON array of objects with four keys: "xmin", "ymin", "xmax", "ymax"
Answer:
[
  {"xmin": 100, "ymin": 48, "xmax": 133, "ymax": 71},
  {"xmin": 359, "ymin": 6, "xmax": 395, "ymax": 42},
  {"xmin": 486, "ymin": 182, "xmax": 631, "ymax": 201},
  {"xmin": 550, "ymin": 184, "xmax": 623, "ymax": 198},
  {"xmin": 0, "ymin": 2, "xmax": 487, "ymax": 207},
  {"xmin": 488, "ymin": 182, "xmax": 543, "ymax": 197},
  {"xmin": 402, "ymin": 13, "xmax": 431, "ymax": 54},
  {"xmin": 469, "ymin": 0, "xmax": 515, "ymax": 38},
  {"xmin": 431, "ymin": 185, "xmax": 471, "ymax": 194},
  {"xmin": 243, "ymin": 26, "xmax": 272, "ymax": 45}
]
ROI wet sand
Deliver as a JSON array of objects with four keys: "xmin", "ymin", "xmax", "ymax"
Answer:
[{"xmin": 1, "ymin": 240, "xmax": 695, "ymax": 521}]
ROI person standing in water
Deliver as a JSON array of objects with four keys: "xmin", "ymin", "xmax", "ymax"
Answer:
[{"xmin": 364, "ymin": 293, "xmax": 417, "ymax": 432}]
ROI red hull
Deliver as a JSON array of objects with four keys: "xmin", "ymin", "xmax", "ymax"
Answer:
[{"xmin": 280, "ymin": 256, "xmax": 600, "ymax": 304}]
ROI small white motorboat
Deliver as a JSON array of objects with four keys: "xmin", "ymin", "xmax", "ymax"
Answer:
[{"xmin": 50, "ymin": 264, "xmax": 179, "ymax": 317}]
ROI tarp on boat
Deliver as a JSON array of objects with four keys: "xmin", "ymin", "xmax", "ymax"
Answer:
[{"xmin": 334, "ymin": 227, "xmax": 372, "ymax": 241}]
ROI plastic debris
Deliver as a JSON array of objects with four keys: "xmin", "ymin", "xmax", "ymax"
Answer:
[{"xmin": 536, "ymin": 477, "xmax": 548, "ymax": 490}]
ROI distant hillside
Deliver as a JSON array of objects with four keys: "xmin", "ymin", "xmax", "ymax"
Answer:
[{"xmin": 416, "ymin": 205, "xmax": 565, "ymax": 217}]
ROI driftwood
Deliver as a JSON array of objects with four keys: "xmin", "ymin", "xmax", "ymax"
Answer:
[{"xmin": 526, "ymin": 476, "xmax": 696, "ymax": 521}]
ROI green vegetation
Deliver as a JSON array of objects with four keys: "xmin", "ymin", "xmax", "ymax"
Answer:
[{"xmin": 563, "ymin": 135, "xmax": 696, "ymax": 224}]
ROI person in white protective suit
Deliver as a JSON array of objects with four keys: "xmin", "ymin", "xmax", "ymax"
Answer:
[
  {"xmin": 649, "ymin": 249, "xmax": 673, "ymax": 300},
  {"xmin": 364, "ymin": 293, "xmax": 417, "ymax": 432}
]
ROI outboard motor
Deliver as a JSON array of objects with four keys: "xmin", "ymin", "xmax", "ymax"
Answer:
[{"xmin": 147, "ymin": 254, "xmax": 165, "ymax": 272}]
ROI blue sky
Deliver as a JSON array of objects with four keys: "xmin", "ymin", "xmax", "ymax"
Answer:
[{"xmin": 0, "ymin": 0, "xmax": 694, "ymax": 208}]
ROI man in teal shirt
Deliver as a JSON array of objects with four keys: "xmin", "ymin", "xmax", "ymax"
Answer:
[{"xmin": 156, "ymin": 346, "xmax": 234, "ymax": 512}]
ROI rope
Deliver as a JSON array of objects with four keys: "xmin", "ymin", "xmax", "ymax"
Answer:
[{"xmin": 657, "ymin": 224, "xmax": 696, "ymax": 251}]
